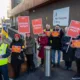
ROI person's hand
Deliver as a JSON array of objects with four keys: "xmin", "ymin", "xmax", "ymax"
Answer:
[
  {"xmin": 66, "ymin": 42, "xmax": 70, "ymax": 45},
  {"xmin": 21, "ymin": 49, "xmax": 23, "ymax": 51}
]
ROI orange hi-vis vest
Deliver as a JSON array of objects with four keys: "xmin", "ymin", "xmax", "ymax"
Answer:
[{"xmin": 52, "ymin": 29, "xmax": 60, "ymax": 37}]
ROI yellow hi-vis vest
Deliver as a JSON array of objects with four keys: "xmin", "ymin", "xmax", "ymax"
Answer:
[
  {"xmin": 0, "ymin": 43, "xmax": 8, "ymax": 66},
  {"xmin": 44, "ymin": 29, "xmax": 53, "ymax": 36}
]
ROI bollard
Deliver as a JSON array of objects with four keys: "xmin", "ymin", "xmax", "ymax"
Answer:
[{"xmin": 44, "ymin": 46, "xmax": 51, "ymax": 77}]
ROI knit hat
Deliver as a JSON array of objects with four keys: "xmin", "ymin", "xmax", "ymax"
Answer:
[{"xmin": 14, "ymin": 34, "xmax": 20, "ymax": 38}]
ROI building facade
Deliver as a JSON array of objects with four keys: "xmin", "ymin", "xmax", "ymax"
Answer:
[{"xmin": 9, "ymin": 0, "xmax": 80, "ymax": 30}]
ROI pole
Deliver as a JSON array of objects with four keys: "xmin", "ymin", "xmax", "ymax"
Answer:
[
  {"xmin": 44, "ymin": 46, "xmax": 51, "ymax": 77},
  {"xmin": 66, "ymin": 37, "xmax": 72, "ymax": 53}
]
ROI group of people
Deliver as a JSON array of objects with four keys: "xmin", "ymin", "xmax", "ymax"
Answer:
[
  {"xmin": 0, "ymin": 33, "xmax": 35, "ymax": 80},
  {"xmin": 37, "ymin": 24, "xmax": 80, "ymax": 79},
  {"xmin": 0, "ymin": 24, "xmax": 80, "ymax": 80}
]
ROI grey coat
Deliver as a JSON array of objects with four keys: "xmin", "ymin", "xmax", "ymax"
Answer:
[{"xmin": 25, "ymin": 37, "xmax": 35, "ymax": 55}]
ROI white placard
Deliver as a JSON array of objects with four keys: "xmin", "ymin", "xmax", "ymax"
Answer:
[{"xmin": 53, "ymin": 7, "xmax": 70, "ymax": 26}]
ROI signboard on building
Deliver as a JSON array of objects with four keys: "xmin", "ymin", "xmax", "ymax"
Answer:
[
  {"xmin": 53, "ymin": 7, "xmax": 69, "ymax": 26},
  {"xmin": 32, "ymin": 18, "xmax": 43, "ymax": 34},
  {"xmin": 18, "ymin": 16, "xmax": 30, "ymax": 33},
  {"xmin": 67, "ymin": 20, "xmax": 80, "ymax": 38}
]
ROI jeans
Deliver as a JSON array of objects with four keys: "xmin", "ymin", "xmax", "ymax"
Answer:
[
  {"xmin": 0, "ymin": 64, "xmax": 9, "ymax": 80},
  {"xmin": 52, "ymin": 50, "xmax": 61, "ymax": 64}
]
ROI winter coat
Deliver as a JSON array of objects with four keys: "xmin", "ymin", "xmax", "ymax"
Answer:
[
  {"xmin": 38, "ymin": 36, "xmax": 48, "ymax": 59},
  {"xmin": 10, "ymin": 39, "xmax": 24, "ymax": 64},
  {"xmin": 25, "ymin": 37, "xmax": 35, "ymax": 55},
  {"xmin": 61, "ymin": 36, "xmax": 75, "ymax": 61},
  {"xmin": 44, "ymin": 29, "xmax": 52, "ymax": 46},
  {"xmin": 51, "ymin": 29, "xmax": 64, "ymax": 50},
  {"xmin": 74, "ymin": 36, "xmax": 80, "ymax": 59}
]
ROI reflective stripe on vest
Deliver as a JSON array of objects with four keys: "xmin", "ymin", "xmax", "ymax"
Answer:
[
  {"xmin": 44, "ymin": 29, "xmax": 53, "ymax": 36},
  {"xmin": 0, "ymin": 43, "xmax": 8, "ymax": 66}
]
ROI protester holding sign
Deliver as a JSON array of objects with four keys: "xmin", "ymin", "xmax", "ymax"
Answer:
[
  {"xmin": 72, "ymin": 36, "xmax": 80, "ymax": 79},
  {"xmin": 51, "ymin": 25, "xmax": 64, "ymax": 67},
  {"xmin": 61, "ymin": 27, "xmax": 75, "ymax": 70},
  {"xmin": 10, "ymin": 34, "xmax": 24, "ymax": 79}
]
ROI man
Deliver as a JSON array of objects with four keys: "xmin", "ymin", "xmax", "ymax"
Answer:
[
  {"xmin": 44, "ymin": 24, "xmax": 53, "ymax": 46},
  {"xmin": 44, "ymin": 24, "xmax": 52, "ymax": 37},
  {"xmin": 0, "ymin": 35, "xmax": 10, "ymax": 80},
  {"xmin": 51, "ymin": 25, "xmax": 64, "ymax": 67},
  {"xmin": 25, "ymin": 33, "xmax": 35, "ymax": 73}
]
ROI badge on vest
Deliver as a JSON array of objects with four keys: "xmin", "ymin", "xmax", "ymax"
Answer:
[
  {"xmin": 12, "ymin": 46, "xmax": 21, "ymax": 53},
  {"xmin": 72, "ymin": 40, "xmax": 80, "ymax": 48},
  {"xmin": 52, "ymin": 31, "xmax": 60, "ymax": 37}
]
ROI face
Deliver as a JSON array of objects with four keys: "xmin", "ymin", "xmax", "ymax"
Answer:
[
  {"xmin": 15, "ymin": 37, "xmax": 19, "ymax": 41},
  {"xmin": 46, "ymin": 24, "xmax": 50, "ymax": 30},
  {"xmin": 26, "ymin": 33, "xmax": 30, "ymax": 38},
  {"xmin": 55, "ymin": 26, "xmax": 60, "ymax": 30}
]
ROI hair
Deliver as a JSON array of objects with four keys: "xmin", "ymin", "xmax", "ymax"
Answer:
[{"xmin": 56, "ymin": 24, "xmax": 60, "ymax": 27}]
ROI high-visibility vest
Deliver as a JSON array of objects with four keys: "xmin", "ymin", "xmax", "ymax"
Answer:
[
  {"xmin": 44, "ymin": 29, "xmax": 53, "ymax": 36},
  {"xmin": 0, "ymin": 43, "xmax": 8, "ymax": 66},
  {"xmin": 52, "ymin": 29, "xmax": 61, "ymax": 37}
]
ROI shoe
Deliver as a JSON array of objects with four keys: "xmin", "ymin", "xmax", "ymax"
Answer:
[
  {"xmin": 40, "ymin": 64, "xmax": 44, "ymax": 67},
  {"xmin": 64, "ymin": 66, "xmax": 68, "ymax": 70},
  {"xmin": 72, "ymin": 74, "xmax": 80, "ymax": 80},
  {"xmin": 56, "ymin": 64, "xmax": 60, "ymax": 67},
  {"xmin": 31, "ymin": 68, "xmax": 36, "ymax": 72},
  {"xmin": 52, "ymin": 64, "xmax": 56, "ymax": 68},
  {"xmin": 9, "ymin": 78, "xmax": 14, "ymax": 80}
]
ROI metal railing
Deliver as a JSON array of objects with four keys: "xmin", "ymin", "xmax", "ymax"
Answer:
[{"xmin": 8, "ymin": 27, "xmax": 25, "ymax": 40}]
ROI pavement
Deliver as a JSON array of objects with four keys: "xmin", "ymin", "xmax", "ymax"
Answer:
[
  {"xmin": 15, "ymin": 66, "xmax": 75, "ymax": 80},
  {"xmin": 6, "ymin": 38, "xmax": 76, "ymax": 80}
]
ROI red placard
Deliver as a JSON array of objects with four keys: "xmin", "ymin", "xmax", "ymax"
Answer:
[
  {"xmin": 67, "ymin": 20, "xmax": 80, "ymax": 38},
  {"xmin": 32, "ymin": 18, "xmax": 43, "ymax": 34},
  {"xmin": 18, "ymin": 16, "xmax": 30, "ymax": 33}
]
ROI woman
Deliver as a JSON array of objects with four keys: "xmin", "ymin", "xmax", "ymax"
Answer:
[
  {"xmin": 10, "ymin": 34, "xmax": 24, "ymax": 79},
  {"xmin": 61, "ymin": 27, "xmax": 75, "ymax": 70},
  {"xmin": 25, "ymin": 33, "xmax": 35, "ymax": 73},
  {"xmin": 38, "ymin": 33, "xmax": 48, "ymax": 66}
]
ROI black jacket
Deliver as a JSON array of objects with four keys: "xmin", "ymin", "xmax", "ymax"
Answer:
[
  {"xmin": 51, "ymin": 29, "xmax": 64, "ymax": 50},
  {"xmin": 61, "ymin": 36, "xmax": 75, "ymax": 61},
  {"xmin": 10, "ymin": 39, "xmax": 24, "ymax": 64}
]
